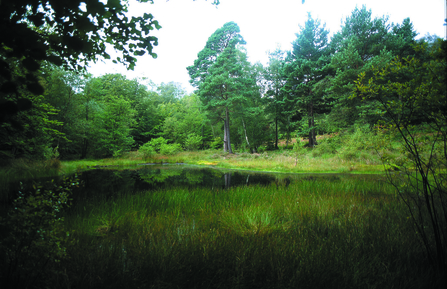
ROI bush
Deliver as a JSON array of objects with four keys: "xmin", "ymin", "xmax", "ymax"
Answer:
[
  {"xmin": 316, "ymin": 135, "xmax": 340, "ymax": 154},
  {"xmin": 210, "ymin": 137, "xmax": 223, "ymax": 150},
  {"xmin": 159, "ymin": 143, "xmax": 182, "ymax": 155},
  {"xmin": 139, "ymin": 143, "xmax": 156, "ymax": 160},
  {"xmin": 292, "ymin": 140, "xmax": 306, "ymax": 155},
  {"xmin": 0, "ymin": 175, "xmax": 78, "ymax": 289},
  {"xmin": 257, "ymin": 145, "xmax": 267, "ymax": 153},
  {"xmin": 184, "ymin": 134, "xmax": 202, "ymax": 151},
  {"xmin": 148, "ymin": 137, "xmax": 168, "ymax": 152}
]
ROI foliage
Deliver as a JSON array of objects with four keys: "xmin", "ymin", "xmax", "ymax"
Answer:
[
  {"xmin": 210, "ymin": 137, "xmax": 223, "ymax": 150},
  {"xmin": 160, "ymin": 94, "xmax": 207, "ymax": 147},
  {"xmin": 283, "ymin": 14, "xmax": 332, "ymax": 147},
  {"xmin": 139, "ymin": 142, "xmax": 156, "ymax": 160},
  {"xmin": 188, "ymin": 22, "xmax": 258, "ymax": 153},
  {"xmin": 0, "ymin": 175, "xmax": 78, "ymax": 289},
  {"xmin": 147, "ymin": 137, "xmax": 168, "ymax": 153},
  {"xmin": 40, "ymin": 65, "xmax": 87, "ymax": 157},
  {"xmin": 156, "ymin": 81, "xmax": 186, "ymax": 102},
  {"xmin": 0, "ymin": 0, "xmax": 161, "ymax": 104},
  {"xmin": 354, "ymin": 39, "xmax": 447, "ymax": 280},
  {"xmin": 159, "ymin": 143, "xmax": 183, "ymax": 156},
  {"xmin": 327, "ymin": 6, "xmax": 417, "ymax": 129},
  {"xmin": 78, "ymin": 74, "xmax": 137, "ymax": 158},
  {"xmin": 0, "ymin": 90, "xmax": 64, "ymax": 159},
  {"xmin": 184, "ymin": 133, "xmax": 203, "ymax": 151},
  {"xmin": 263, "ymin": 47, "xmax": 288, "ymax": 148}
]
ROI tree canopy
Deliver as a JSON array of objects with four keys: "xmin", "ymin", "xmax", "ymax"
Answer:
[{"xmin": 0, "ymin": 0, "xmax": 162, "ymax": 96}]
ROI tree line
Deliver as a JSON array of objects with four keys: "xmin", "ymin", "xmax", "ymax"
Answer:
[{"xmin": 1, "ymin": 5, "xmax": 445, "ymax": 160}]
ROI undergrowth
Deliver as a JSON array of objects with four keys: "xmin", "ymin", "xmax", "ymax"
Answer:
[{"xmin": 58, "ymin": 178, "xmax": 437, "ymax": 288}]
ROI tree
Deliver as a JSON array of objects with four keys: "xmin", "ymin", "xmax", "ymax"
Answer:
[
  {"xmin": 161, "ymin": 93, "xmax": 207, "ymax": 148},
  {"xmin": 354, "ymin": 39, "xmax": 447, "ymax": 284},
  {"xmin": 0, "ymin": 0, "xmax": 219, "ymax": 153},
  {"xmin": 327, "ymin": 6, "xmax": 417, "ymax": 128},
  {"xmin": 157, "ymin": 82, "xmax": 186, "ymax": 103},
  {"xmin": 188, "ymin": 22, "xmax": 253, "ymax": 153},
  {"xmin": 264, "ymin": 47, "xmax": 287, "ymax": 149},
  {"xmin": 0, "ymin": 0, "xmax": 160, "ymax": 123},
  {"xmin": 283, "ymin": 14, "xmax": 331, "ymax": 147},
  {"xmin": 78, "ymin": 74, "xmax": 136, "ymax": 158},
  {"xmin": 129, "ymin": 81, "xmax": 165, "ymax": 148},
  {"xmin": 40, "ymin": 65, "xmax": 87, "ymax": 157}
]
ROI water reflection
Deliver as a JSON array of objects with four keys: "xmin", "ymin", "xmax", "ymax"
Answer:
[
  {"xmin": 2, "ymin": 165, "xmax": 388, "ymax": 206},
  {"xmin": 75, "ymin": 165, "xmax": 279, "ymax": 200},
  {"xmin": 71, "ymin": 165, "xmax": 388, "ymax": 203}
]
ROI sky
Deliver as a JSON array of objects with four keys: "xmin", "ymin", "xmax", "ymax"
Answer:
[{"xmin": 88, "ymin": 0, "xmax": 446, "ymax": 93}]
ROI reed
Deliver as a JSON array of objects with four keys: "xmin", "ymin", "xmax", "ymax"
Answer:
[{"xmin": 59, "ymin": 177, "xmax": 437, "ymax": 288}]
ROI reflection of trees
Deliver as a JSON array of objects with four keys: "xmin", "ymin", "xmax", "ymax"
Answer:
[
  {"xmin": 184, "ymin": 171, "xmax": 204, "ymax": 185},
  {"xmin": 139, "ymin": 168, "xmax": 182, "ymax": 185},
  {"xmin": 224, "ymin": 173, "xmax": 231, "ymax": 189}
]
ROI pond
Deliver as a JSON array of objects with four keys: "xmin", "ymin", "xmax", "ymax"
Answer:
[
  {"xmin": 68, "ymin": 164, "xmax": 386, "ymax": 202},
  {"xmin": 1, "ymin": 164, "xmax": 388, "ymax": 207}
]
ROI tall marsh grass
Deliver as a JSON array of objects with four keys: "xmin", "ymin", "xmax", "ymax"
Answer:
[{"xmin": 59, "ymin": 177, "xmax": 437, "ymax": 288}]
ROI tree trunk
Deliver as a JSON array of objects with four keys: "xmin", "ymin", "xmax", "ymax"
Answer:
[
  {"xmin": 224, "ymin": 107, "xmax": 232, "ymax": 153},
  {"xmin": 225, "ymin": 172, "xmax": 231, "ymax": 189},
  {"xmin": 308, "ymin": 100, "xmax": 316, "ymax": 147},
  {"xmin": 275, "ymin": 102, "xmax": 278, "ymax": 149},
  {"xmin": 241, "ymin": 117, "xmax": 250, "ymax": 150},
  {"xmin": 223, "ymin": 119, "xmax": 228, "ymax": 152}
]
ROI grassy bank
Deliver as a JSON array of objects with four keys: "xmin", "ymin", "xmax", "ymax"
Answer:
[
  {"xmin": 60, "ymin": 127, "xmax": 397, "ymax": 174},
  {"xmin": 60, "ymin": 147, "xmax": 386, "ymax": 176},
  {"xmin": 57, "ymin": 177, "xmax": 435, "ymax": 288}
]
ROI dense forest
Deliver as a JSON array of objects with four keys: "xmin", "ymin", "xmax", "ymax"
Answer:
[{"xmin": 1, "ymin": 5, "xmax": 445, "ymax": 162}]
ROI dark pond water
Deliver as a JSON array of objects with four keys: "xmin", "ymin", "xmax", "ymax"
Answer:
[
  {"xmin": 67, "ymin": 164, "xmax": 387, "ymax": 201},
  {"xmin": 73, "ymin": 165, "xmax": 278, "ymax": 199},
  {"xmin": 1, "ymin": 164, "xmax": 388, "ymax": 206}
]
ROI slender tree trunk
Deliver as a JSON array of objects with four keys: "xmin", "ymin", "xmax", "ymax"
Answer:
[
  {"xmin": 241, "ymin": 117, "xmax": 250, "ymax": 150},
  {"xmin": 223, "ymin": 119, "xmax": 228, "ymax": 152},
  {"xmin": 225, "ymin": 107, "xmax": 232, "ymax": 153},
  {"xmin": 308, "ymin": 100, "xmax": 316, "ymax": 147},
  {"xmin": 275, "ymin": 102, "xmax": 278, "ymax": 149}
]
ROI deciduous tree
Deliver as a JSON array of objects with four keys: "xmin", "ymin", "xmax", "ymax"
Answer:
[{"xmin": 354, "ymin": 39, "xmax": 447, "ymax": 282}]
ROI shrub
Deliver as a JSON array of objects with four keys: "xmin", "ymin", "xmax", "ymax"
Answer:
[
  {"xmin": 139, "ymin": 143, "xmax": 156, "ymax": 160},
  {"xmin": 210, "ymin": 137, "xmax": 223, "ymax": 150},
  {"xmin": 292, "ymin": 140, "xmax": 306, "ymax": 155},
  {"xmin": 148, "ymin": 137, "xmax": 168, "ymax": 152},
  {"xmin": 159, "ymin": 143, "xmax": 182, "ymax": 155},
  {"xmin": 184, "ymin": 134, "xmax": 202, "ymax": 151},
  {"xmin": 257, "ymin": 145, "xmax": 267, "ymax": 153},
  {"xmin": 0, "ymin": 175, "xmax": 78, "ymax": 289}
]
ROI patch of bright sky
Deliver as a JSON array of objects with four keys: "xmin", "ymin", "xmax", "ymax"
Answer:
[{"xmin": 88, "ymin": 0, "xmax": 446, "ymax": 93}]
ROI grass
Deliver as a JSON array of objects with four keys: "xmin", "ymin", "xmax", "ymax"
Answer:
[{"xmin": 56, "ymin": 177, "xmax": 437, "ymax": 288}]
